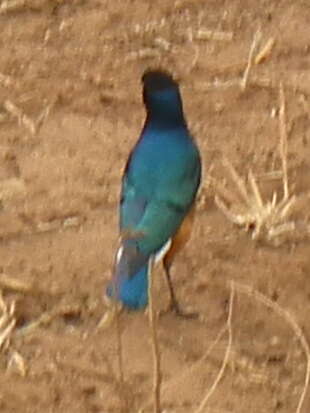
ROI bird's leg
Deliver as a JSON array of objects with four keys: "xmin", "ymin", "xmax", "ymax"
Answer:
[
  {"xmin": 163, "ymin": 260, "xmax": 198, "ymax": 319},
  {"xmin": 163, "ymin": 261, "xmax": 180, "ymax": 312}
]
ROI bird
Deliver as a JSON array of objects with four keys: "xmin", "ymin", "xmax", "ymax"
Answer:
[{"xmin": 106, "ymin": 69, "xmax": 201, "ymax": 316}]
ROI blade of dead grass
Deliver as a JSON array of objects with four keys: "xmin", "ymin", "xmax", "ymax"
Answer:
[
  {"xmin": 255, "ymin": 37, "xmax": 276, "ymax": 65},
  {"xmin": 148, "ymin": 257, "xmax": 161, "ymax": 413},
  {"xmin": 234, "ymin": 281, "xmax": 310, "ymax": 413},
  {"xmin": 140, "ymin": 282, "xmax": 234, "ymax": 413},
  {"xmin": 279, "ymin": 82, "xmax": 289, "ymax": 199},
  {"xmin": 144, "ymin": 279, "xmax": 309, "ymax": 413},
  {"xmin": 194, "ymin": 281, "xmax": 234, "ymax": 413},
  {"xmin": 0, "ymin": 273, "xmax": 33, "ymax": 294},
  {"xmin": 16, "ymin": 303, "xmax": 80, "ymax": 336},
  {"xmin": 0, "ymin": 290, "xmax": 16, "ymax": 351},
  {"xmin": 4, "ymin": 100, "xmax": 36, "ymax": 135},
  {"xmin": 241, "ymin": 29, "xmax": 262, "ymax": 90}
]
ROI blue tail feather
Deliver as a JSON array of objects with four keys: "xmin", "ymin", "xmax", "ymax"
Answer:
[{"xmin": 107, "ymin": 265, "xmax": 149, "ymax": 310}]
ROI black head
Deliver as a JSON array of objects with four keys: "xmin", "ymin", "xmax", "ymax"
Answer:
[
  {"xmin": 142, "ymin": 70, "xmax": 179, "ymax": 92},
  {"xmin": 141, "ymin": 69, "xmax": 185, "ymax": 125}
]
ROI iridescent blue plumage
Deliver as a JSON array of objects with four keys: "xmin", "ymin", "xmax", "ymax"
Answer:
[{"xmin": 107, "ymin": 70, "xmax": 201, "ymax": 310}]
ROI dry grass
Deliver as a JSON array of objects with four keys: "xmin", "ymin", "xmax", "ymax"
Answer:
[
  {"xmin": 214, "ymin": 83, "xmax": 305, "ymax": 244},
  {"xmin": 255, "ymin": 37, "xmax": 276, "ymax": 65},
  {"xmin": 0, "ymin": 0, "xmax": 26, "ymax": 14},
  {"xmin": 214, "ymin": 159, "xmax": 297, "ymax": 242},
  {"xmin": 139, "ymin": 279, "xmax": 309, "ymax": 413},
  {"xmin": 241, "ymin": 29, "xmax": 262, "ymax": 90},
  {"xmin": 7, "ymin": 350, "xmax": 27, "ymax": 376},
  {"xmin": 0, "ymin": 273, "xmax": 33, "ymax": 294},
  {"xmin": 2, "ymin": 271, "xmax": 308, "ymax": 413},
  {"xmin": 17, "ymin": 304, "xmax": 80, "ymax": 336},
  {"xmin": 195, "ymin": 29, "xmax": 234, "ymax": 42},
  {"xmin": 194, "ymin": 282, "xmax": 235, "ymax": 413},
  {"xmin": 3, "ymin": 100, "xmax": 36, "ymax": 135},
  {"xmin": 233, "ymin": 281, "xmax": 310, "ymax": 413},
  {"xmin": 0, "ymin": 177, "xmax": 26, "ymax": 203},
  {"xmin": 0, "ymin": 290, "xmax": 16, "ymax": 351},
  {"xmin": 148, "ymin": 258, "xmax": 162, "ymax": 413}
]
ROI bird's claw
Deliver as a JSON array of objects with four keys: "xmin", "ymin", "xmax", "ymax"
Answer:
[{"xmin": 161, "ymin": 301, "xmax": 199, "ymax": 319}]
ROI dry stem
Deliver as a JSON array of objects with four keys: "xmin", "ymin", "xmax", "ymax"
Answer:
[
  {"xmin": 4, "ymin": 100, "xmax": 36, "ymax": 135},
  {"xmin": 279, "ymin": 82, "xmax": 289, "ymax": 199},
  {"xmin": 148, "ymin": 257, "xmax": 162, "ymax": 413},
  {"xmin": 194, "ymin": 281, "xmax": 234, "ymax": 413},
  {"xmin": 115, "ymin": 302, "xmax": 126, "ymax": 407},
  {"xmin": 255, "ymin": 37, "xmax": 276, "ymax": 64},
  {"xmin": 234, "ymin": 281, "xmax": 310, "ymax": 413},
  {"xmin": 0, "ymin": 273, "xmax": 32, "ymax": 294},
  {"xmin": 213, "ymin": 81, "xmax": 298, "ymax": 243},
  {"xmin": 241, "ymin": 30, "xmax": 262, "ymax": 90},
  {"xmin": 0, "ymin": 290, "xmax": 16, "ymax": 351},
  {"xmin": 17, "ymin": 303, "xmax": 80, "ymax": 336}
]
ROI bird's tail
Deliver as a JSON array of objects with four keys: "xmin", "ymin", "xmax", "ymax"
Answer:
[{"xmin": 106, "ymin": 241, "xmax": 150, "ymax": 310}]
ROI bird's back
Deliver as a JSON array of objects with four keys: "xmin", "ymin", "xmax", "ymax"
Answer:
[
  {"xmin": 124, "ymin": 124, "xmax": 200, "ymax": 202},
  {"xmin": 121, "ymin": 123, "xmax": 201, "ymax": 256}
]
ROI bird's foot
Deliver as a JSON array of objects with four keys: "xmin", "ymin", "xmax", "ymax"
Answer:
[{"xmin": 161, "ymin": 301, "xmax": 199, "ymax": 319}]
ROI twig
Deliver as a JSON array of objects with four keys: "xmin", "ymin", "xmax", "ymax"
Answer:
[
  {"xmin": 222, "ymin": 158, "xmax": 251, "ymax": 207},
  {"xmin": 164, "ymin": 325, "xmax": 227, "ymax": 391},
  {"xmin": 16, "ymin": 303, "xmax": 80, "ymax": 336},
  {"xmin": 0, "ymin": 273, "xmax": 32, "ymax": 294},
  {"xmin": 0, "ymin": 318, "xmax": 16, "ymax": 350},
  {"xmin": 108, "ymin": 244, "xmax": 127, "ymax": 411},
  {"xmin": 97, "ymin": 303, "xmax": 119, "ymax": 330},
  {"xmin": 256, "ymin": 171, "xmax": 283, "ymax": 181},
  {"xmin": 3, "ymin": 100, "xmax": 36, "ymax": 135},
  {"xmin": 279, "ymin": 82, "xmax": 289, "ymax": 199},
  {"xmin": 36, "ymin": 215, "xmax": 82, "ymax": 233},
  {"xmin": 0, "ymin": 273, "xmax": 59, "ymax": 299},
  {"xmin": 0, "ymin": 0, "xmax": 26, "ymax": 14},
  {"xmin": 36, "ymin": 101, "xmax": 54, "ymax": 133},
  {"xmin": 196, "ymin": 29, "xmax": 234, "ymax": 42},
  {"xmin": 140, "ymin": 310, "xmax": 228, "ymax": 412},
  {"xmin": 126, "ymin": 49, "xmax": 161, "ymax": 61},
  {"xmin": 0, "ymin": 290, "xmax": 16, "ymax": 351},
  {"xmin": 7, "ymin": 351, "xmax": 27, "ymax": 376},
  {"xmin": 183, "ymin": 42, "xmax": 200, "ymax": 74},
  {"xmin": 241, "ymin": 30, "xmax": 262, "ymax": 90},
  {"xmin": 194, "ymin": 281, "xmax": 234, "ymax": 413},
  {"xmin": 248, "ymin": 169, "xmax": 264, "ymax": 208},
  {"xmin": 255, "ymin": 37, "xmax": 276, "ymax": 65},
  {"xmin": 153, "ymin": 37, "xmax": 171, "ymax": 52},
  {"xmin": 115, "ymin": 302, "xmax": 126, "ymax": 389},
  {"xmin": 148, "ymin": 257, "xmax": 161, "ymax": 413},
  {"xmin": 234, "ymin": 281, "xmax": 310, "ymax": 413}
]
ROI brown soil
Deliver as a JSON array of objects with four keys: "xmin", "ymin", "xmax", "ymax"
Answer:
[{"xmin": 0, "ymin": 0, "xmax": 310, "ymax": 412}]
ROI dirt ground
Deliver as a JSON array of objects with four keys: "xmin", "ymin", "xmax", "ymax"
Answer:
[{"xmin": 0, "ymin": 0, "xmax": 310, "ymax": 412}]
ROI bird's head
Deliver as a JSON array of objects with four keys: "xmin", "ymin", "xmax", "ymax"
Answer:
[{"xmin": 142, "ymin": 69, "xmax": 185, "ymax": 125}]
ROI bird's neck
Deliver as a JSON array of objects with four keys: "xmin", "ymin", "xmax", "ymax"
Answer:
[
  {"xmin": 145, "ymin": 112, "xmax": 187, "ymax": 130},
  {"xmin": 143, "ymin": 89, "xmax": 187, "ymax": 129}
]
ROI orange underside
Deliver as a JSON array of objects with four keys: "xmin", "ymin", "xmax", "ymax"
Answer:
[{"xmin": 163, "ymin": 206, "xmax": 196, "ymax": 268}]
